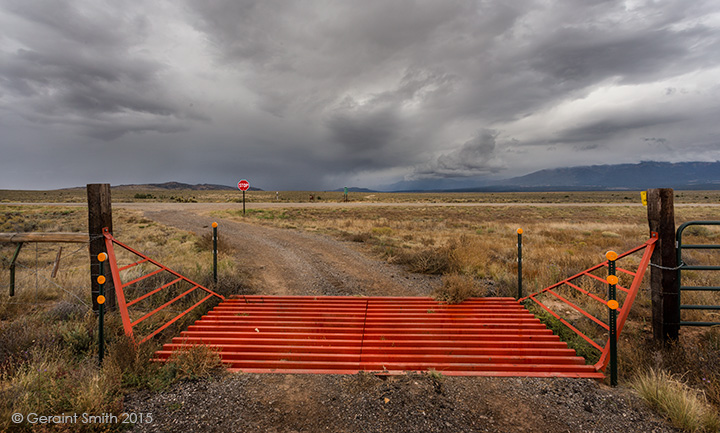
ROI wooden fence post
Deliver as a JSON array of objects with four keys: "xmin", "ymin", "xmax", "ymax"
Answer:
[
  {"xmin": 647, "ymin": 188, "xmax": 679, "ymax": 342},
  {"xmin": 87, "ymin": 184, "xmax": 115, "ymax": 312}
]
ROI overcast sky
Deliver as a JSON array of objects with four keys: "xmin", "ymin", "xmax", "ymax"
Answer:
[{"xmin": 1, "ymin": 0, "xmax": 719, "ymax": 191}]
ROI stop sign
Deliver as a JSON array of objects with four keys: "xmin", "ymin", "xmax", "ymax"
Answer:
[{"xmin": 237, "ymin": 179, "xmax": 250, "ymax": 191}]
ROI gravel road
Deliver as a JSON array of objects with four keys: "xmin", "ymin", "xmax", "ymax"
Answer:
[{"xmin": 142, "ymin": 208, "xmax": 440, "ymax": 297}]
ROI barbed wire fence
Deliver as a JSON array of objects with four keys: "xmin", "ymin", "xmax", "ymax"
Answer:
[
  {"xmin": 1, "ymin": 232, "xmax": 223, "ymax": 328},
  {"xmin": 0, "ymin": 240, "xmax": 93, "ymax": 308}
]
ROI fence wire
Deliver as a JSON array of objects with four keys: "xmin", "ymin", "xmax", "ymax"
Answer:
[{"xmin": 1, "ymin": 240, "xmax": 93, "ymax": 308}]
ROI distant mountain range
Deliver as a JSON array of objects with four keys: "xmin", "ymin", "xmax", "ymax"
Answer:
[
  {"xmin": 385, "ymin": 161, "xmax": 720, "ymax": 192},
  {"xmin": 331, "ymin": 187, "xmax": 377, "ymax": 193},
  {"xmin": 59, "ymin": 161, "xmax": 720, "ymax": 193},
  {"xmin": 112, "ymin": 182, "xmax": 263, "ymax": 191}
]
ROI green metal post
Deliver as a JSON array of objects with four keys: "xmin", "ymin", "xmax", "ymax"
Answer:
[
  {"xmin": 9, "ymin": 242, "xmax": 23, "ymax": 297},
  {"xmin": 517, "ymin": 229, "xmax": 523, "ymax": 300},
  {"xmin": 607, "ymin": 254, "xmax": 618, "ymax": 387},
  {"xmin": 98, "ymin": 258, "xmax": 105, "ymax": 366},
  {"xmin": 213, "ymin": 223, "xmax": 218, "ymax": 284}
]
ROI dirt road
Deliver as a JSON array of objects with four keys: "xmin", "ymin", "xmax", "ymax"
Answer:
[{"xmin": 142, "ymin": 208, "xmax": 439, "ymax": 297}]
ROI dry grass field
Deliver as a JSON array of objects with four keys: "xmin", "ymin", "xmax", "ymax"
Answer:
[
  {"xmin": 1, "ymin": 191, "xmax": 719, "ymax": 431},
  {"xmin": 2, "ymin": 188, "xmax": 720, "ymax": 204}
]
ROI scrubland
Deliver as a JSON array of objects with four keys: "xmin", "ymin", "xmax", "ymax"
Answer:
[
  {"xmin": 1, "ymin": 193, "xmax": 719, "ymax": 431},
  {"xmin": 0, "ymin": 206, "xmax": 241, "ymax": 432},
  {"xmin": 2, "ymin": 188, "xmax": 720, "ymax": 205}
]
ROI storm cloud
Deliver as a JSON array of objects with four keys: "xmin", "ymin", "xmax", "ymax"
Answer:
[{"xmin": 1, "ymin": 0, "xmax": 719, "ymax": 190}]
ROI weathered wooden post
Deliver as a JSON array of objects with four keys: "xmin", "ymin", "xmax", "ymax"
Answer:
[
  {"xmin": 87, "ymin": 184, "xmax": 115, "ymax": 311},
  {"xmin": 646, "ymin": 188, "xmax": 679, "ymax": 341}
]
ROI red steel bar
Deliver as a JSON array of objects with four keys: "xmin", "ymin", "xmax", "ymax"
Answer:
[
  {"xmin": 528, "ymin": 296, "xmax": 603, "ymax": 351},
  {"xmin": 122, "ymin": 268, "xmax": 165, "ymax": 289},
  {"xmin": 130, "ymin": 285, "xmax": 199, "ymax": 327},
  {"xmin": 546, "ymin": 289, "xmax": 609, "ymax": 330},
  {"xmin": 138, "ymin": 294, "xmax": 215, "ymax": 345},
  {"xmin": 127, "ymin": 277, "xmax": 183, "ymax": 307},
  {"xmin": 119, "ymin": 258, "xmax": 150, "ymax": 272}
]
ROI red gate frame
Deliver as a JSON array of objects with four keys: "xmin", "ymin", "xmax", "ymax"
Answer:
[
  {"xmin": 520, "ymin": 233, "xmax": 657, "ymax": 371},
  {"xmin": 103, "ymin": 227, "xmax": 225, "ymax": 344}
]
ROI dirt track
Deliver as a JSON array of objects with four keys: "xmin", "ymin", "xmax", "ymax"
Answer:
[
  {"xmin": 122, "ymin": 206, "xmax": 678, "ymax": 433},
  {"xmin": 142, "ymin": 208, "xmax": 439, "ymax": 297}
]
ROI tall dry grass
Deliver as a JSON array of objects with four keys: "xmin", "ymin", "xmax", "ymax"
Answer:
[
  {"xmin": 631, "ymin": 368, "xmax": 720, "ymax": 433},
  {"xmin": 0, "ymin": 205, "xmax": 246, "ymax": 431}
]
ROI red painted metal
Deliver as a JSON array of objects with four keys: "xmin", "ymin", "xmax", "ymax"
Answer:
[
  {"xmin": 155, "ymin": 295, "xmax": 605, "ymax": 378},
  {"xmin": 103, "ymin": 228, "xmax": 225, "ymax": 344},
  {"xmin": 545, "ymin": 289, "xmax": 609, "ymax": 330},
  {"xmin": 520, "ymin": 234, "xmax": 657, "ymax": 372}
]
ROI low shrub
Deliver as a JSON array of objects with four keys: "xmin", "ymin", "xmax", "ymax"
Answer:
[
  {"xmin": 393, "ymin": 247, "xmax": 455, "ymax": 275},
  {"xmin": 164, "ymin": 344, "xmax": 225, "ymax": 381},
  {"xmin": 433, "ymin": 274, "xmax": 486, "ymax": 304}
]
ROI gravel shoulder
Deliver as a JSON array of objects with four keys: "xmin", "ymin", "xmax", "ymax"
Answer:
[
  {"xmin": 122, "ymin": 207, "xmax": 678, "ymax": 433},
  {"xmin": 125, "ymin": 373, "xmax": 678, "ymax": 433}
]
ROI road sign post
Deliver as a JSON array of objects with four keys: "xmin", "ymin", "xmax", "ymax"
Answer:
[{"xmin": 238, "ymin": 180, "xmax": 250, "ymax": 215}]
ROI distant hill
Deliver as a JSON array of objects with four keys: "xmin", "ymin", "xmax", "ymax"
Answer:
[
  {"xmin": 496, "ymin": 161, "xmax": 720, "ymax": 191},
  {"xmin": 385, "ymin": 161, "xmax": 720, "ymax": 192},
  {"xmin": 112, "ymin": 182, "xmax": 263, "ymax": 191},
  {"xmin": 331, "ymin": 187, "xmax": 378, "ymax": 193}
]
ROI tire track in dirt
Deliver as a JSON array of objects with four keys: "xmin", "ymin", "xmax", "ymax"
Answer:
[{"xmin": 142, "ymin": 208, "xmax": 440, "ymax": 297}]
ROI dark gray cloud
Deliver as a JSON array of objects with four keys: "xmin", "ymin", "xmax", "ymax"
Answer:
[
  {"xmin": 555, "ymin": 115, "xmax": 685, "ymax": 146},
  {"xmin": 1, "ymin": 0, "xmax": 719, "ymax": 190},
  {"xmin": 0, "ymin": 0, "xmax": 203, "ymax": 140},
  {"xmin": 410, "ymin": 129, "xmax": 504, "ymax": 179}
]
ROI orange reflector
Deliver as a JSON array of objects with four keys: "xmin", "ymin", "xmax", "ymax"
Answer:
[
  {"xmin": 605, "ymin": 251, "xmax": 618, "ymax": 261},
  {"xmin": 607, "ymin": 300, "xmax": 619, "ymax": 310},
  {"xmin": 212, "ymin": 222, "xmax": 218, "ymax": 228},
  {"xmin": 98, "ymin": 252, "xmax": 107, "ymax": 262},
  {"xmin": 97, "ymin": 295, "xmax": 106, "ymax": 305},
  {"xmin": 517, "ymin": 228, "xmax": 523, "ymax": 234},
  {"xmin": 97, "ymin": 275, "xmax": 106, "ymax": 285},
  {"xmin": 606, "ymin": 275, "xmax": 619, "ymax": 285}
]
